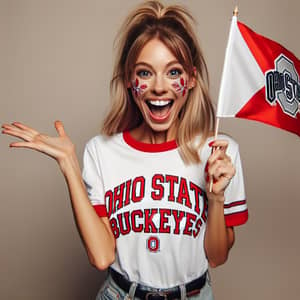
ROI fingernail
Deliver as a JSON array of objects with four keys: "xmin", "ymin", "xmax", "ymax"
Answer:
[
  {"xmin": 205, "ymin": 163, "xmax": 209, "ymax": 172},
  {"xmin": 208, "ymin": 141, "xmax": 215, "ymax": 147}
]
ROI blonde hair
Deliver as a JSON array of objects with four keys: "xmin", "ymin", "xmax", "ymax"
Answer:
[{"xmin": 101, "ymin": 0, "xmax": 215, "ymax": 163}]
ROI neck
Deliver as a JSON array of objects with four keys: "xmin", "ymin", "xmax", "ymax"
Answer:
[{"xmin": 130, "ymin": 122, "xmax": 178, "ymax": 144}]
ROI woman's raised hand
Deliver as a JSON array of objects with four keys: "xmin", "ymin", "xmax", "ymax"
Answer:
[
  {"xmin": 205, "ymin": 140, "xmax": 236, "ymax": 202},
  {"xmin": 1, "ymin": 121, "xmax": 75, "ymax": 166}
]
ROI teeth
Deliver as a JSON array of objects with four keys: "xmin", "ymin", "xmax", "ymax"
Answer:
[{"xmin": 149, "ymin": 100, "xmax": 172, "ymax": 106}]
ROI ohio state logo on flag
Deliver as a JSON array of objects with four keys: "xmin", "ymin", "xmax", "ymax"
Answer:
[
  {"xmin": 217, "ymin": 15, "xmax": 300, "ymax": 137},
  {"xmin": 265, "ymin": 54, "xmax": 300, "ymax": 118}
]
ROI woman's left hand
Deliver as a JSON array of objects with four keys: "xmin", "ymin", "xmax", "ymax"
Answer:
[{"xmin": 205, "ymin": 140, "xmax": 235, "ymax": 202}]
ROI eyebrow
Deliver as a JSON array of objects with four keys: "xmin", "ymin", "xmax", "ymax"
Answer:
[{"xmin": 134, "ymin": 60, "xmax": 181, "ymax": 69}]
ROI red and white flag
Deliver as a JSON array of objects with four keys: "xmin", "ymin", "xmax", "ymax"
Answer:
[{"xmin": 217, "ymin": 15, "xmax": 300, "ymax": 136}]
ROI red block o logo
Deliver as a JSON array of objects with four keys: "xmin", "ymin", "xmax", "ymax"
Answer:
[{"xmin": 147, "ymin": 236, "xmax": 160, "ymax": 252}]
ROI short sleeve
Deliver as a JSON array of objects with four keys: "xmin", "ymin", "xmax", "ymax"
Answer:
[
  {"xmin": 82, "ymin": 139, "xmax": 108, "ymax": 217},
  {"xmin": 223, "ymin": 144, "xmax": 248, "ymax": 227}
]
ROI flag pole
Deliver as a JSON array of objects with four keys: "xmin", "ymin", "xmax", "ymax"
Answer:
[{"xmin": 209, "ymin": 6, "xmax": 238, "ymax": 193}]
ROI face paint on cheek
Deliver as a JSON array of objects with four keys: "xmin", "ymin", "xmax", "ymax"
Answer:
[
  {"xmin": 171, "ymin": 77, "xmax": 188, "ymax": 97},
  {"xmin": 131, "ymin": 78, "xmax": 148, "ymax": 97}
]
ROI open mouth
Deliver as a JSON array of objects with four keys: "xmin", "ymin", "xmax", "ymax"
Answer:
[{"xmin": 146, "ymin": 100, "xmax": 174, "ymax": 120}]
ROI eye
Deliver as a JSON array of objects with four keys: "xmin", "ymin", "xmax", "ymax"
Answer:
[
  {"xmin": 137, "ymin": 69, "xmax": 151, "ymax": 78},
  {"xmin": 168, "ymin": 68, "xmax": 182, "ymax": 78}
]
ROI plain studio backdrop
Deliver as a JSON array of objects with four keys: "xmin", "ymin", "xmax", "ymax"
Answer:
[{"xmin": 1, "ymin": 0, "xmax": 299, "ymax": 299}]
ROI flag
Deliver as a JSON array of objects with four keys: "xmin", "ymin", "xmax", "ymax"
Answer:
[{"xmin": 217, "ymin": 15, "xmax": 300, "ymax": 136}]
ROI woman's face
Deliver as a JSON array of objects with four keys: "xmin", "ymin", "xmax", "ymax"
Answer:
[{"xmin": 130, "ymin": 38, "xmax": 194, "ymax": 134}]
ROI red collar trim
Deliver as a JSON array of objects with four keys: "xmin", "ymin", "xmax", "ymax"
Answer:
[{"xmin": 123, "ymin": 131, "xmax": 178, "ymax": 152}]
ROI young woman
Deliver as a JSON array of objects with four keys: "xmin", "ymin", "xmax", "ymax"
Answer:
[{"xmin": 2, "ymin": 1, "xmax": 248, "ymax": 299}]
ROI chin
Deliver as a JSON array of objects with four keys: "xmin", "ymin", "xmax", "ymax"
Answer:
[{"xmin": 138, "ymin": 100, "xmax": 181, "ymax": 136}]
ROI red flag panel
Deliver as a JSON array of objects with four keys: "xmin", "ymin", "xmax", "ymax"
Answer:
[
  {"xmin": 236, "ymin": 87, "xmax": 300, "ymax": 136},
  {"xmin": 237, "ymin": 21, "xmax": 300, "ymax": 75}
]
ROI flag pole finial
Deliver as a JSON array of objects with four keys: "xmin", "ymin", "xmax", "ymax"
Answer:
[{"xmin": 233, "ymin": 5, "xmax": 238, "ymax": 17}]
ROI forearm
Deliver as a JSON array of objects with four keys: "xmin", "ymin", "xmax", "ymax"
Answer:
[
  {"xmin": 59, "ymin": 152, "xmax": 115, "ymax": 270},
  {"xmin": 2, "ymin": 121, "xmax": 114, "ymax": 268},
  {"xmin": 204, "ymin": 196, "xmax": 233, "ymax": 267}
]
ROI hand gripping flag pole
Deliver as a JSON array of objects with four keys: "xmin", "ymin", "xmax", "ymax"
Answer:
[{"xmin": 209, "ymin": 6, "xmax": 239, "ymax": 193}]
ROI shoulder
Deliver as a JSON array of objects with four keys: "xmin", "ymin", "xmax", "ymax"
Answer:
[
  {"xmin": 83, "ymin": 133, "xmax": 125, "ymax": 166},
  {"xmin": 84, "ymin": 133, "xmax": 123, "ymax": 151}
]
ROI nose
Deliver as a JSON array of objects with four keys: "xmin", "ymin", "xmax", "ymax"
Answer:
[{"xmin": 151, "ymin": 74, "xmax": 167, "ymax": 95}]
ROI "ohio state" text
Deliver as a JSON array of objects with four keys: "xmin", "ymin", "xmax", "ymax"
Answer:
[{"xmin": 105, "ymin": 174, "xmax": 208, "ymax": 239}]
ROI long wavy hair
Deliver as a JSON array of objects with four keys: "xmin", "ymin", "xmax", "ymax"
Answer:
[{"xmin": 101, "ymin": 0, "xmax": 215, "ymax": 163}]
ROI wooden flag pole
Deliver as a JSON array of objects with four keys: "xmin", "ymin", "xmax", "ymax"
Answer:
[
  {"xmin": 209, "ymin": 6, "xmax": 238, "ymax": 193},
  {"xmin": 209, "ymin": 118, "xmax": 220, "ymax": 192}
]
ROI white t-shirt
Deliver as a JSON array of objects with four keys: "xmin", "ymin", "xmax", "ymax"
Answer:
[{"xmin": 82, "ymin": 131, "xmax": 248, "ymax": 289}]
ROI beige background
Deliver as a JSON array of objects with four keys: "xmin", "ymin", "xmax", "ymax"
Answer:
[{"xmin": 1, "ymin": 0, "xmax": 300, "ymax": 299}]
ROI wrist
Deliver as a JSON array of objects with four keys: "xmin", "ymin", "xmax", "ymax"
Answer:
[
  {"xmin": 58, "ymin": 150, "xmax": 80, "ymax": 176},
  {"xmin": 208, "ymin": 194, "xmax": 225, "ymax": 204}
]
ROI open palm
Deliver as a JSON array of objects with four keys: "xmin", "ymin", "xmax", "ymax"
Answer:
[{"xmin": 2, "ymin": 121, "xmax": 75, "ymax": 164}]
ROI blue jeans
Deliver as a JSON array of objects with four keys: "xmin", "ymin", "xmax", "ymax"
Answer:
[{"xmin": 96, "ymin": 273, "xmax": 214, "ymax": 300}]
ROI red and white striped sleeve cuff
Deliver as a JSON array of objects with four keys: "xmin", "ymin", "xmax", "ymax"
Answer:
[{"xmin": 224, "ymin": 199, "xmax": 248, "ymax": 227}]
